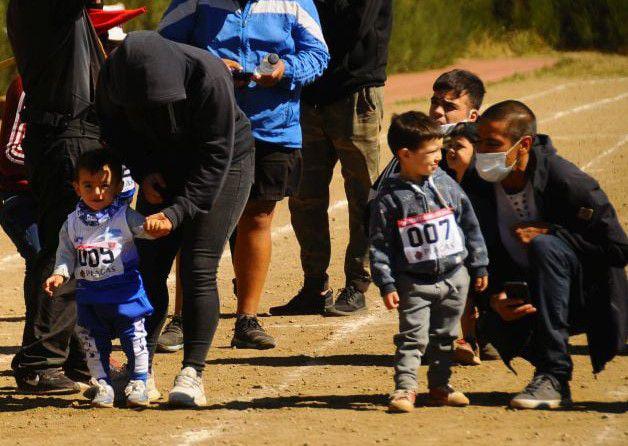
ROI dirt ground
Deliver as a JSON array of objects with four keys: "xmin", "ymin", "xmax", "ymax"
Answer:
[{"xmin": 0, "ymin": 55, "xmax": 627, "ymax": 445}]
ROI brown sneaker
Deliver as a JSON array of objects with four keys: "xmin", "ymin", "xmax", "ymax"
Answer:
[
  {"xmin": 388, "ymin": 389, "xmax": 416, "ymax": 413},
  {"xmin": 453, "ymin": 339, "xmax": 481, "ymax": 366},
  {"xmin": 428, "ymin": 385, "xmax": 469, "ymax": 407}
]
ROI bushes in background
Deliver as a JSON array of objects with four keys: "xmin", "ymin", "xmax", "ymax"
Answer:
[{"xmin": 0, "ymin": 0, "xmax": 626, "ymax": 93}]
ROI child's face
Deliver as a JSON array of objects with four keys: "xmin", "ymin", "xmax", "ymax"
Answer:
[
  {"xmin": 398, "ymin": 138, "xmax": 443, "ymax": 178},
  {"xmin": 429, "ymin": 89, "xmax": 477, "ymax": 125},
  {"xmin": 73, "ymin": 165, "xmax": 121, "ymax": 211},
  {"xmin": 445, "ymin": 135, "xmax": 475, "ymax": 172}
]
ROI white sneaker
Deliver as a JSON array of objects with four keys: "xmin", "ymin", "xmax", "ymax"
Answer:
[
  {"xmin": 146, "ymin": 373, "xmax": 162, "ymax": 402},
  {"xmin": 168, "ymin": 367, "xmax": 206, "ymax": 407},
  {"xmin": 91, "ymin": 379, "xmax": 115, "ymax": 408},
  {"xmin": 125, "ymin": 379, "xmax": 150, "ymax": 408}
]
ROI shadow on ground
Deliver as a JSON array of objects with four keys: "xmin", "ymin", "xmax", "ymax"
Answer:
[
  {"xmin": 0, "ymin": 316, "xmax": 25, "ymax": 323},
  {"xmin": 206, "ymin": 354, "xmax": 394, "ymax": 367}
]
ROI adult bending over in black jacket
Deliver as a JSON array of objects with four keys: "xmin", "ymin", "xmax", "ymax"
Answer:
[
  {"xmin": 97, "ymin": 31, "xmax": 255, "ymax": 408},
  {"xmin": 467, "ymin": 100, "xmax": 627, "ymax": 410}
]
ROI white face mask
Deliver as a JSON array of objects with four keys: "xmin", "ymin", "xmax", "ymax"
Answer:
[{"xmin": 476, "ymin": 138, "xmax": 523, "ymax": 183}]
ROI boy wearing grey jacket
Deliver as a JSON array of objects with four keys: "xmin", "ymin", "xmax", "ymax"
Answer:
[{"xmin": 369, "ymin": 112, "xmax": 489, "ymax": 413}]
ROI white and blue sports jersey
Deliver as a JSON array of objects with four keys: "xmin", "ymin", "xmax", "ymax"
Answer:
[{"xmin": 53, "ymin": 198, "xmax": 152, "ymax": 305}]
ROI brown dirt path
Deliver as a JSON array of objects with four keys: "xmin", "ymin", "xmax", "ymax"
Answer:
[{"xmin": 384, "ymin": 56, "xmax": 556, "ymax": 104}]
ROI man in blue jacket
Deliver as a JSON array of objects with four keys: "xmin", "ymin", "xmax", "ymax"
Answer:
[{"xmin": 158, "ymin": 0, "xmax": 329, "ymax": 350}]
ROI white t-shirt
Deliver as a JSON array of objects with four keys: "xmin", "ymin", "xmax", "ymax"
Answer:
[{"xmin": 495, "ymin": 181, "xmax": 540, "ymax": 269}]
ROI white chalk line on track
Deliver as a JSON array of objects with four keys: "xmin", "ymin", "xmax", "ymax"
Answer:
[
  {"xmin": 174, "ymin": 81, "xmax": 628, "ymax": 446},
  {"xmin": 539, "ymin": 92, "xmax": 628, "ymax": 124},
  {"xmin": 517, "ymin": 78, "xmax": 627, "ymax": 102}
]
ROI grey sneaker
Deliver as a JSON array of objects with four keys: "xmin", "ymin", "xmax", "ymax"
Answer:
[
  {"xmin": 231, "ymin": 315, "xmax": 276, "ymax": 350},
  {"xmin": 325, "ymin": 286, "xmax": 366, "ymax": 316},
  {"xmin": 125, "ymin": 379, "xmax": 150, "ymax": 408},
  {"xmin": 168, "ymin": 367, "xmax": 207, "ymax": 407},
  {"xmin": 91, "ymin": 379, "xmax": 115, "ymax": 408},
  {"xmin": 510, "ymin": 374, "xmax": 572, "ymax": 410},
  {"xmin": 146, "ymin": 373, "xmax": 162, "ymax": 402},
  {"xmin": 157, "ymin": 315, "xmax": 184, "ymax": 353}
]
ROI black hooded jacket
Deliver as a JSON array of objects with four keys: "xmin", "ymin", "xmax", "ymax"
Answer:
[
  {"xmin": 467, "ymin": 135, "xmax": 628, "ymax": 373},
  {"xmin": 97, "ymin": 31, "xmax": 254, "ymax": 228},
  {"xmin": 8, "ymin": 0, "xmax": 103, "ymax": 124},
  {"xmin": 301, "ymin": 0, "xmax": 393, "ymax": 106}
]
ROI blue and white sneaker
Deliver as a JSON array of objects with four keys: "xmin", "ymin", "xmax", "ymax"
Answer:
[
  {"xmin": 91, "ymin": 379, "xmax": 115, "ymax": 408},
  {"xmin": 125, "ymin": 379, "xmax": 150, "ymax": 408}
]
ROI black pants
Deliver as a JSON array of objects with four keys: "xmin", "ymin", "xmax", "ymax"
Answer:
[
  {"xmin": 12, "ymin": 122, "xmax": 101, "ymax": 373},
  {"xmin": 137, "ymin": 152, "xmax": 253, "ymax": 373},
  {"xmin": 480, "ymin": 234, "xmax": 580, "ymax": 381}
]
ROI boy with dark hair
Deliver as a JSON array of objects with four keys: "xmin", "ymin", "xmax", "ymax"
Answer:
[
  {"xmin": 371, "ymin": 68, "xmax": 485, "ymax": 200},
  {"xmin": 44, "ymin": 150, "xmax": 165, "ymax": 408},
  {"xmin": 371, "ymin": 70, "xmax": 493, "ymax": 366},
  {"xmin": 369, "ymin": 111, "xmax": 489, "ymax": 412}
]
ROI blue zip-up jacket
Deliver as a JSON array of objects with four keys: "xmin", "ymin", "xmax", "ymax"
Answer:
[
  {"xmin": 158, "ymin": 0, "xmax": 329, "ymax": 149},
  {"xmin": 369, "ymin": 168, "xmax": 489, "ymax": 296}
]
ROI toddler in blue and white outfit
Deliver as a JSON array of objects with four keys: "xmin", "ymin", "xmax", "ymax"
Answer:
[{"xmin": 45, "ymin": 150, "xmax": 166, "ymax": 408}]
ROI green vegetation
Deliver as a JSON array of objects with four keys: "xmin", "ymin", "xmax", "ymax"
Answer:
[{"xmin": 1, "ymin": 0, "xmax": 626, "ymax": 94}]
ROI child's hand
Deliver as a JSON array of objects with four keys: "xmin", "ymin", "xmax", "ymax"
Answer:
[
  {"xmin": 44, "ymin": 275, "xmax": 65, "ymax": 297},
  {"xmin": 474, "ymin": 275, "xmax": 489, "ymax": 293},
  {"xmin": 144, "ymin": 212, "xmax": 173, "ymax": 238},
  {"xmin": 383, "ymin": 291, "xmax": 400, "ymax": 310}
]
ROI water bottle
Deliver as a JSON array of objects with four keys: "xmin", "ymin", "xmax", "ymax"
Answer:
[{"xmin": 254, "ymin": 53, "xmax": 280, "ymax": 76}]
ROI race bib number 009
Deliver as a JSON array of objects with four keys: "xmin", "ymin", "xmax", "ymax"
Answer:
[{"xmin": 397, "ymin": 208, "xmax": 464, "ymax": 264}]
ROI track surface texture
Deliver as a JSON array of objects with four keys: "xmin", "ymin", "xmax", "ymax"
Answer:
[{"xmin": 0, "ymin": 54, "xmax": 627, "ymax": 445}]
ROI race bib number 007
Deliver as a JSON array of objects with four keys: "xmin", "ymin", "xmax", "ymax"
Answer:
[{"xmin": 397, "ymin": 208, "xmax": 464, "ymax": 264}]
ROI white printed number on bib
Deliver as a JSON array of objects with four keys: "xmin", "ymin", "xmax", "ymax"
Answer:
[
  {"xmin": 76, "ymin": 239, "xmax": 123, "ymax": 281},
  {"xmin": 397, "ymin": 208, "xmax": 464, "ymax": 263}
]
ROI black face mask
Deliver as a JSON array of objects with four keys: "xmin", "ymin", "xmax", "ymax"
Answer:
[{"xmin": 125, "ymin": 101, "xmax": 186, "ymax": 145}]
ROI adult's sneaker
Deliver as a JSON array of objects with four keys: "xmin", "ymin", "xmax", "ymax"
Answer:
[
  {"xmin": 230, "ymin": 315, "xmax": 276, "ymax": 349},
  {"xmin": 325, "ymin": 286, "xmax": 366, "ymax": 316},
  {"xmin": 15, "ymin": 367, "xmax": 80, "ymax": 395},
  {"xmin": 91, "ymin": 379, "xmax": 115, "ymax": 408},
  {"xmin": 269, "ymin": 287, "xmax": 333, "ymax": 316},
  {"xmin": 510, "ymin": 373, "xmax": 572, "ymax": 410},
  {"xmin": 125, "ymin": 379, "xmax": 150, "ymax": 408},
  {"xmin": 168, "ymin": 367, "xmax": 207, "ymax": 407},
  {"xmin": 157, "ymin": 315, "xmax": 184, "ymax": 353}
]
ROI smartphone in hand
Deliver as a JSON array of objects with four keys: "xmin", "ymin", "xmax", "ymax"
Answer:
[{"xmin": 504, "ymin": 281, "xmax": 530, "ymax": 304}]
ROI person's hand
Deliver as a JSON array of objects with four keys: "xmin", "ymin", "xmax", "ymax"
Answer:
[
  {"xmin": 383, "ymin": 291, "xmax": 400, "ymax": 310},
  {"xmin": 490, "ymin": 292, "xmax": 537, "ymax": 321},
  {"xmin": 144, "ymin": 212, "xmax": 173, "ymax": 238},
  {"xmin": 222, "ymin": 58, "xmax": 243, "ymax": 72},
  {"xmin": 222, "ymin": 59, "xmax": 249, "ymax": 88},
  {"xmin": 44, "ymin": 275, "xmax": 65, "ymax": 297},
  {"xmin": 141, "ymin": 173, "xmax": 167, "ymax": 205},
  {"xmin": 252, "ymin": 59, "xmax": 285, "ymax": 88},
  {"xmin": 474, "ymin": 275, "xmax": 489, "ymax": 292},
  {"xmin": 513, "ymin": 222, "xmax": 550, "ymax": 245}
]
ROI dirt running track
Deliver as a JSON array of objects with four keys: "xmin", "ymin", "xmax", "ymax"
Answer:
[{"xmin": 0, "ymin": 56, "xmax": 627, "ymax": 446}]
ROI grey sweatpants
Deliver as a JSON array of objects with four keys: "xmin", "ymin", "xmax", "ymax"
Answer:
[{"xmin": 394, "ymin": 266, "xmax": 470, "ymax": 390}]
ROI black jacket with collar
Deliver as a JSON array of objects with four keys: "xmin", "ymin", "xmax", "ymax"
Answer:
[
  {"xmin": 467, "ymin": 134, "xmax": 628, "ymax": 373},
  {"xmin": 301, "ymin": 0, "xmax": 393, "ymax": 106}
]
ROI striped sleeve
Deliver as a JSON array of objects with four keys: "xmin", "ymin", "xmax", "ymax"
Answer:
[{"xmin": 279, "ymin": 0, "xmax": 330, "ymax": 89}]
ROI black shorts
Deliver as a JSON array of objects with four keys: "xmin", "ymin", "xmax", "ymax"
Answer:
[{"xmin": 249, "ymin": 140, "xmax": 302, "ymax": 202}]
